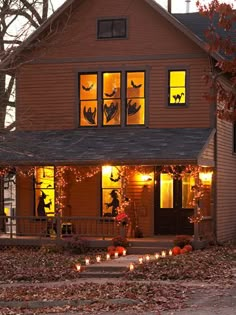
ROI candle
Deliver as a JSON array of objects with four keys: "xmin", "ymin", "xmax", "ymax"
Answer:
[
  {"xmin": 145, "ymin": 255, "xmax": 150, "ymax": 261},
  {"xmin": 96, "ymin": 255, "xmax": 101, "ymax": 263},
  {"xmin": 85, "ymin": 258, "xmax": 90, "ymax": 265},
  {"xmin": 114, "ymin": 252, "xmax": 119, "ymax": 258},
  {"xmin": 169, "ymin": 249, "xmax": 173, "ymax": 256},
  {"xmin": 138, "ymin": 257, "xmax": 143, "ymax": 264},
  {"xmin": 106, "ymin": 253, "xmax": 110, "ymax": 260},
  {"xmin": 122, "ymin": 249, "xmax": 127, "ymax": 256},
  {"xmin": 129, "ymin": 263, "xmax": 134, "ymax": 271},
  {"xmin": 155, "ymin": 253, "xmax": 160, "ymax": 259},
  {"xmin": 161, "ymin": 250, "xmax": 166, "ymax": 257},
  {"xmin": 75, "ymin": 263, "xmax": 81, "ymax": 271}
]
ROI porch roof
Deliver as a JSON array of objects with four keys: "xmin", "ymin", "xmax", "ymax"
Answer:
[{"xmin": 0, "ymin": 128, "xmax": 215, "ymax": 167}]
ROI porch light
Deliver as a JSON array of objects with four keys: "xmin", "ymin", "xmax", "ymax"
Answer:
[
  {"xmin": 141, "ymin": 174, "xmax": 152, "ymax": 182},
  {"xmin": 129, "ymin": 263, "xmax": 135, "ymax": 271},
  {"xmin": 75, "ymin": 263, "xmax": 81, "ymax": 271},
  {"xmin": 199, "ymin": 171, "xmax": 213, "ymax": 185}
]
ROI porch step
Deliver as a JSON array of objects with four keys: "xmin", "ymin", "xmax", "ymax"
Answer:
[
  {"xmin": 127, "ymin": 239, "xmax": 174, "ymax": 255},
  {"xmin": 79, "ymin": 271, "xmax": 125, "ymax": 278},
  {"xmin": 79, "ymin": 264, "xmax": 127, "ymax": 279},
  {"xmin": 127, "ymin": 246, "xmax": 170, "ymax": 255}
]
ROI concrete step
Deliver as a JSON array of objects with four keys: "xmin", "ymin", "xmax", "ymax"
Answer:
[
  {"xmin": 85, "ymin": 265, "xmax": 127, "ymax": 273},
  {"xmin": 127, "ymin": 246, "xmax": 172, "ymax": 255},
  {"xmin": 128, "ymin": 240, "xmax": 173, "ymax": 248},
  {"xmin": 79, "ymin": 271, "xmax": 125, "ymax": 278}
]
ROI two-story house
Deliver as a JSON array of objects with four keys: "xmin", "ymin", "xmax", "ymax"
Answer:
[{"xmin": 0, "ymin": 0, "xmax": 235, "ymax": 243}]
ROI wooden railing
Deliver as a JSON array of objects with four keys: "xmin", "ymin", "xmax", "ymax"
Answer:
[{"xmin": 0, "ymin": 215, "xmax": 119, "ymax": 240}]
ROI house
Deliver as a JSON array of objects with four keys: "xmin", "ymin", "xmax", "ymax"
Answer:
[{"xmin": 0, "ymin": 0, "xmax": 235, "ymax": 243}]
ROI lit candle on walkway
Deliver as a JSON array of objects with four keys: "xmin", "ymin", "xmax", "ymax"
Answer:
[
  {"xmin": 138, "ymin": 257, "xmax": 143, "ymax": 264},
  {"xmin": 106, "ymin": 253, "xmax": 110, "ymax": 260},
  {"xmin": 114, "ymin": 252, "xmax": 119, "ymax": 258},
  {"xmin": 75, "ymin": 263, "xmax": 81, "ymax": 271},
  {"xmin": 96, "ymin": 255, "xmax": 101, "ymax": 263},
  {"xmin": 145, "ymin": 255, "xmax": 150, "ymax": 261},
  {"xmin": 123, "ymin": 249, "xmax": 127, "ymax": 256},
  {"xmin": 169, "ymin": 249, "xmax": 173, "ymax": 256},
  {"xmin": 129, "ymin": 263, "xmax": 134, "ymax": 271},
  {"xmin": 155, "ymin": 253, "xmax": 160, "ymax": 260},
  {"xmin": 85, "ymin": 258, "xmax": 90, "ymax": 265},
  {"xmin": 161, "ymin": 250, "xmax": 166, "ymax": 258}
]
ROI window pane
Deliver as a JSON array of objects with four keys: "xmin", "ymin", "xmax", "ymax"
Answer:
[
  {"xmin": 103, "ymin": 100, "xmax": 121, "ymax": 125},
  {"xmin": 127, "ymin": 72, "xmax": 144, "ymax": 98},
  {"xmin": 182, "ymin": 174, "xmax": 195, "ymax": 208},
  {"xmin": 102, "ymin": 166, "xmax": 121, "ymax": 189},
  {"xmin": 113, "ymin": 19, "xmax": 126, "ymax": 37},
  {"xmin": 126, "ymin": 98, "xmax": 145, "ymax": 125},
  {"xmin": 35, "ymin": 167, "xmax": 55, "ymax": 217},
  {"xmin": 160, "ymin": 173, "xmax": 173, "ymax": 208},
  {"xmin": 98, "ymin": 20, "xmax": 112, "ymax": 38},
  {"xmin": 80, "ymin": 101, "xmax": 97, "ymax": 126},
  {"xmin": 103, "ymin": 72, "xmax": 121, "ymax": 99},
  {"xmin": 80, "ymin": 74, "xmax": 97, "ymax": 100},
  {"xmin": 169, "ymin": 70, "xmax": 186, "ymax": 105}
]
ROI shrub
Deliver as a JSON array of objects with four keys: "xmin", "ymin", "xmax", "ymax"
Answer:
[
  {"xmin": 63, "ymin": 235, "xmax": 89, "ymax": 254},
  {"xmin": 112, "ymin": 236, "xmax": 129, "ymax": 248},
  {"xmin": 173, "ymin": 235, "xmax": 192, "ymax": 248}
]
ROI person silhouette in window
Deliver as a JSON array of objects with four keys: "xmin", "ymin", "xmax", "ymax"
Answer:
[
  {"xmin": 105, "ymin": 189, "xmax": 119, "ymax": 217},
  {"xmin": 37, "ymin": 191, "xmax": 52, "ymax": 217}
]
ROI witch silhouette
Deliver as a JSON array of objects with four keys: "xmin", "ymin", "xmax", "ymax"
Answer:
[
  {"xmin": 37, "ymin": 191, "xmax": 52, "ymax": 216},
  {"xmin": 105, "ymin": 189, "xmax": 120, "ymax": 217}
]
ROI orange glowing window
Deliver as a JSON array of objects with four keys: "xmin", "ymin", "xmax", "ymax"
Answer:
[{"xmin": 169, "ymin": 70, "xmax": 186, "ymax": 105}]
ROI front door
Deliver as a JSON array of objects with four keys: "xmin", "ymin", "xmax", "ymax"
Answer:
[{"xmin": 154, "ymin": 171, "xmax": 194, "ymax": 235}]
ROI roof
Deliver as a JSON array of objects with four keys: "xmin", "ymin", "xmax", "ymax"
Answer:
[
  {"xmin": 0, "ymin": 128, "xmax": 215, "ymax": 166},
  {"xmin": 0, "ymin": 0, "xmax": 224, "ymax": 70}
]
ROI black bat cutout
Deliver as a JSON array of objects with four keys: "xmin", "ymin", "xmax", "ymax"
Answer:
[
  {"xmin": 131, "ymin": 80, "xmax": 142, "ymax": 89},
  {"xmin": 127, "ymin": 99, "xmax": 141, "ymax": 116},
  {"xmin": 104, "ymin": 102, "xmax": 118, "ymax": 123},
  {"xmin": 82, "ymin": 83, "xmax": 94, "ymax": 91},
  {"xmin": 83, "ymin": 106, "xmax": 96, "ymax": 124},
  {"xmin": 105, "ymin": 88, "xmax": 117, "ymax": 98}
]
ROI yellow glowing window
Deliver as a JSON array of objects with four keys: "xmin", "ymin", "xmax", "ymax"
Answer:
[
  {"xmin": 169, "ymin": 70, "xmax": 186, "ymax": 105},
  {"xmin": 102, "ymin": 166, "xmax": 121, "ymax": 217},
  {"xmin": 80, "ymin": 74, "xmax": 98, "ymax": 126},
  {"xmin": 160, "ymin": 173, "xmax": 173, "ymax": 208},
  {"xmin": 182, "ymin": 174, "xmax": 195, "ymax": 208},
  {"xmin": 35, "ymin": 166, "xmax": 55, "ymax": 217},
  {"xmin": 126, "ymin": 72, "xmax": 145, "ymax": 125},
  {"xmin": 103, "ymin": 72, "xmax": 121, "ymax": 126}
]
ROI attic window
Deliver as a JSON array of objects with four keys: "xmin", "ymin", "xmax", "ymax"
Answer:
[{"xmin": 97, "ymin": 19, "xmax": 127, "ymax": 39}]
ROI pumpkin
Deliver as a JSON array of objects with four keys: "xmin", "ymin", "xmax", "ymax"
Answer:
[
  {"xmin": 184, "ymin": 244, "xmax": 193, "ymax": 252},
  {"xmin": 107, "ymin": 246, "xmax": 116, "ymax": 256},
  {"xmin": 172, "ymin": 246, "xmax": 181, "ymax": 255},
  {"xmin": 115, "ymin": 246, "xmax": 125, "ymax": 256},
  {"xmin": 180, "ymin": 248, "xmax": 188, "ymax": 254}
]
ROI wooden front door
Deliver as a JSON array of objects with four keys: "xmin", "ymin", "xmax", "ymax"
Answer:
[{"xmin": 154, "ymin": 171, "xmax": 194, "ymax": 235}]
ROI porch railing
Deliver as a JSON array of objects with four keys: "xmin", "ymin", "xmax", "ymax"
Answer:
[{"xmin": 0, "ymin": 215, "xmax": 119, "ymax": 240}]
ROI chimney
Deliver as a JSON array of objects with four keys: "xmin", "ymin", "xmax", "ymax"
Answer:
[
  {"xmin": 167, "ymin": 0, "xmax": 171, "ymax": 13},
  {"xmin": 185, "ymin": 0, "xmax": 191, "ymax": 13}
]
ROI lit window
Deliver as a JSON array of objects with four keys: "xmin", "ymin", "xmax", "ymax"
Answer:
[
  {"xmin": 182, "ymin": 174, "xmax": 195, "ymax": 208},
  {"xmin": 79, "ymin": 74, "xmax": 98, "ymax": 126},
  {"xmin": 169, "ymin": 70, "xmax": 186, "ymax": 105},
  {"xmin": 160, "ymin": 173, "xmax": 173, "ymax": 208},
  {"xmin": 35, "ymin": 167, "xmax": 55, "ymax": 217},
  {"xmin": 102, "ymin": 166, "xmax": 121, "ymax": 217},
  {"xmin": 97, "ymin": 19, "xmax": 127, "ymax": 39}
]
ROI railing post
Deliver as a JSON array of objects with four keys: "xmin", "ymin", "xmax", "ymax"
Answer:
[
  {"xmin": 56, "ymin": 215, "xmax": 61, "ymax": 241},
  {"xmin": 10, "ymin": 216, "xmax": 13, "ymax": 239}
]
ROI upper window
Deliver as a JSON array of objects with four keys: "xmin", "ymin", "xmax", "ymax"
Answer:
[
  {"xmin": 168, "ymin": 70, "xmax": 186, "ymax": 105},
  {"xmin": 79, "ymin": 71, "xmax": 145, "ymax": 127},
  {"xmin": 97, "ymin": 19, "xmax": 127, "ymax": 39}
]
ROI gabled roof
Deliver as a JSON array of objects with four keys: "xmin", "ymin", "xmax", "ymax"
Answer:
[
  {"xmin": 0, "ymin": 128, "xmax": 215, "ymax": 166},
  {"xmin": 0, "ymin": 0, "xmax": 224, "ymax": 70}
]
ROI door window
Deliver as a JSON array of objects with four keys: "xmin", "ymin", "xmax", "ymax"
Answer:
[{"xmin": 160, "ymin": 173, "xmax": 173, "ymax": 208}]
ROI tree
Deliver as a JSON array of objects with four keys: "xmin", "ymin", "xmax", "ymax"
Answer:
[{"xmin": 197, "ymin": 0, "xmax": 236, "ymax": 121}]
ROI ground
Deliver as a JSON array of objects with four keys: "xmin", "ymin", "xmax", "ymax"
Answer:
[{"xmin": 0, "ymin": 244, "xmax": 235, "ymax": 314}]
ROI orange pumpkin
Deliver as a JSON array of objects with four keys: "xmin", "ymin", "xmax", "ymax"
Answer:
[
  {"xmin": 172, "ymin": 246, "xmax": 181, "ymax": 255},
  {"xmin": 180, "ymin": 248, "xmax": 188, "ymax": 254},
  {"xmin": 184, "ymin": 244, "xmax": 193, "ymax": 252},
  {"xmin": 107, "ymin": 246, "xmax": 116, "ymax": 256},
  {"xmin": 115, "ymin": 246, "xmax": 125, "ymax": 255}
]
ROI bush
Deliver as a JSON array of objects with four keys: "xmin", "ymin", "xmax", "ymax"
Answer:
[
  {"xmin": 173, "ymin": 235, "xmax": 192, "ymax": 248},
  {"xmin": 112, "ymin": 236, "xmax": 129, "ymax": 248},
  {"xmin": 63, "ymin": 235, "xmax": 89, "ymax": 254}
]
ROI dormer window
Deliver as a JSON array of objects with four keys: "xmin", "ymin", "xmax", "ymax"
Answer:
[
  {"xmin": 168, "ymin": 70, "xmax": 186, "ymax": 105},
  {"xmin": 97, "ymin": 19, "xmax": 127, "ymax": 39}
]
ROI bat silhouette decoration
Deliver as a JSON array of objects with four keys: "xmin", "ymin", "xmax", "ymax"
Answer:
[
  {"xmin": 127, "ymin": 99, "xmax": 141, "ymax": 116},
  {"xmin": 83, "ymin": 106, "xmax": 96, "ymax": 124},
  {"xmin": 104, "ymin": 102, "xmax": 118, "ymax": 123},
  {"xmin": 105, "ymin": 87, "xmax": 117, "ymax": 98},
  {"xmin": 82, "ymin": 83, "xmax": 94, "ymax": 91},
  {"xmin": 131, "ymin": 80, "xmax": 142, "ymax": 89}
]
